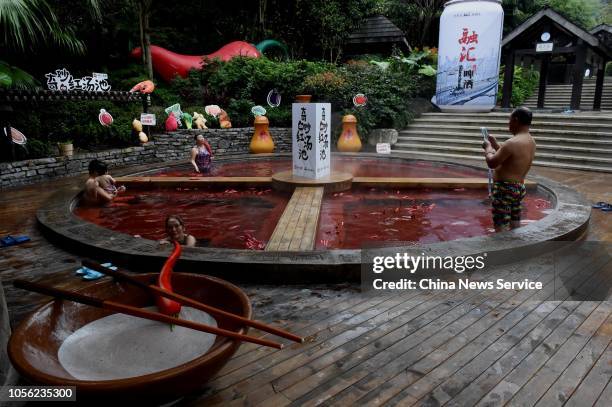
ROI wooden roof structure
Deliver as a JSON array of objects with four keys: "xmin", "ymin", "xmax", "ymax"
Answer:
[
  {"xmin": 590, "ymin": 24, "xmax": 612, "ymax": 49},
  {"xmin": 500, "ymin": 7, "xmax": 611, "ymax": 110},
  {"xmin": 346, "ymin": 15, "xmax": 410, "ymax": 52}
]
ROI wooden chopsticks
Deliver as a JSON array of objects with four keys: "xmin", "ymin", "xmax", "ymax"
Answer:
[
  {"xmin": 82, "ymin": 260, "xmax": 305, "ymax": 344},
  {"xmin": 13, "ymin": 279, "xmax": 283, "ymax": 349}
]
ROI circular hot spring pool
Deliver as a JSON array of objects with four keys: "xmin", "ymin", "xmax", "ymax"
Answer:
[
  {"xmin": 38, "ymin": 154, "xmax": 590, "ymax": 281},
  {"xmin": 75, "ymin": 157, "xmax": 554, "ymax": 249}
]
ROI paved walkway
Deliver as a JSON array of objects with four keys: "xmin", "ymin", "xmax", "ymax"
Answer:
[{"xmin": 0, "ymin": 162, "xmax": 610, "ymax": 406}]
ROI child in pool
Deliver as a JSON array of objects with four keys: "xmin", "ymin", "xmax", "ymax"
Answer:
[
  {"xmin": 482, "ymin": 107, "xmax": 536, "ymax": 232},
  {"xmin": 159, "ymin": 214, "xmax": 196, "ymax": 247},
  {"xmin": 82, "ymin": 160, "xmax": 123, "ymax": 206},
  {"xmin": 190, "ymin": 134, "xmax": 214, "ymax": 174},
  {"xmin": 95, "ymin": 161, "xmax": 126, "ymax": 196}
]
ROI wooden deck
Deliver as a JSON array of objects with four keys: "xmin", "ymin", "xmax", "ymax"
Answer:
[
  {"xmin": 116, "ymin": 176, "xmax": 272, "ymax": 188},
  {"xmin": 0, "ymin": 163, "xmax": 610, "ymax": 406},
  {"xmin": 116, "ymin": 176, "xmax": 538, "ymax": 190},
  {"xmin": 265, "ymin": 187, "xmax": 324, "ymax": 251},
  {"xmin": 352, "ymin": 177, "xmax": 538, "ymax": 190}
]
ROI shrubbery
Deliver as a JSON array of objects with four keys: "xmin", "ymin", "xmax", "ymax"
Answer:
[
  {"xmin": 168, "ymin": 51, "xmax": 435, "ymax": 135},
  {"xmin": 498, "ymin": 66, "xmax": 540, "ymax": 107},
  {"xmin": 5, "ymin": 51, "xmax": 436, "ymax": 160},
  {"xmin": 8, "ymin": 100, "xmax": 142, "ymax": 158}
]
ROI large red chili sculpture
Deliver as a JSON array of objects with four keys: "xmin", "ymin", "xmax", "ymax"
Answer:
[{"xmin": 130, "ymin": 41, "xmax": 261, "ymax": 82}]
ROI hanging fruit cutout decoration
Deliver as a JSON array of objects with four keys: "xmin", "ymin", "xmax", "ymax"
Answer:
[
  {"xmin": 353, "ymin": 93, "xmax": 367, "ymax": 107},
  {"xmin": 6, "ymin": 127, "xmax": 27, "ymax": 145},
  {"xmin": 267, "ymin": 89, "xmax": 281, "ymax": 107},
  {"xmin": 98, "ymin": 109, "xmax": 113, "ymax": 126}
]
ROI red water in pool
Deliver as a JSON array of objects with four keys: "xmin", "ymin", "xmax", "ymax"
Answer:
[
  {"xmin": 316, "ymin": 187, "xmax": 552, "ymax": 249},
  {"xmin": 76, "ymin": 187, "xmax": 290, "ymax": 249},
  {"xmin": 75, "ymin": 158, "xmax": 553, "ymax": 250}
]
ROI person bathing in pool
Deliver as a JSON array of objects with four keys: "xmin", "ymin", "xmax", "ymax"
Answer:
[
  {"xmin": 482, "ymin": 107, "xmax": 536, "ymax": 232},
  {"xmin": 82, "ymin": 159, "xmax": 125, "ymax": 206},
  {"xmin": 159, "ymin": 214, "xmax": 196, "ymax": 247},
  {"xmin": 190, "ymin": 134, "xmax": 214, "ymax": 174}
]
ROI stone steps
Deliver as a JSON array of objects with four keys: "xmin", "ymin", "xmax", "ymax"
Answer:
[
  {"xmin": 523, "ymin": 81, "xmax": 612, "ymax": 109},
  {"xmin": 393, "ymin": 112, "xmax": 612, "ymax": 172},
  {"xmin": 399, "ymin": 133, "xmax": 612, "ymax": 150},
  {"xmin": 404, "ymin": 124, "xmax": 612, "ymax": 137},
  {"xmin": 396, "ymin": 138, "xmax": 612, "ymax": 158}
]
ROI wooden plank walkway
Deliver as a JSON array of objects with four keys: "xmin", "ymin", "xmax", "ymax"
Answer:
[
  {"xmin": 352, "ymin": 177, "xmax": 538, "ymax": 189},
  {"xmin": 0, "ymin": 163, "xmax": 610, "ymax": 406},
  {"xmin": 265, "ymin": 187, "xmax": 324, "ymax": 251},
  {"xmin": 115, "ymin": 176, "xmax": 272, "ymax": 188},
  {"xmin": 116, "ymin": 176, "xmax": 538, "ymax": 190}
]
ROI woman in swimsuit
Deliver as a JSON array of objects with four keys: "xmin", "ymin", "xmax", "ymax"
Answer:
[
  {"xmin": 190, "ymin": 134, "xmax": 214, "ymax": 174},
  {"xmin": 159, "ymin": 214, "xmax": 196, "ymax": 247}
]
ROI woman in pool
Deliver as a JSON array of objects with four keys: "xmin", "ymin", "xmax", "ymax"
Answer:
[
  {"xmin": 190, "ymin": 134, "xmax": 214, "ymax": 174},
  {"xmin": 159, "ymin": 215, "xmax": 196, "ymax": 247}
]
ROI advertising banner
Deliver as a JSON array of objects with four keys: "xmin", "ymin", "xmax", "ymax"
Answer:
[{"xmin": 435, "ymin": 0, "xmax": 504, "ymax": 111}]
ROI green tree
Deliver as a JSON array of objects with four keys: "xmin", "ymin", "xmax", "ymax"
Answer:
[
  {"xmin": 0, "ymin": 0, "xmax": 101, "ymax": 53},
  {"xmin": 380, "ymin": 0, "xmax": 445, "ymax": 47},
  {"xmin": 504, "ymin": 0, "xmax": 604, "ymax": 30}
]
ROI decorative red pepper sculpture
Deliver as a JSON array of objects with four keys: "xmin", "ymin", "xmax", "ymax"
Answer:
[
  {"xmin": 130, "ymin": 41, "xmax": 261, "ymax": 82},
  {"xmin": 156, "ymin": 241, "xmax": 182, "ymax": 316}
]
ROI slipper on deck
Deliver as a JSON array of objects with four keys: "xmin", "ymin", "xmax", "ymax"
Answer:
[
  {"xmin": 75, "ymin": 262, "xmax": 117, "ymax": 280},
  {"xmin": 592, "ymin": 201, "xmax": 608, "ymax": 209},
  {"xmin": 0, "ymin": 235, "xmax": 31, "ymax": 247}
]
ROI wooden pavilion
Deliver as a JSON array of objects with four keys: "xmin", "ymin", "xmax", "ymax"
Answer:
[
  {"xmin": 345, "ymin": 15, "xmax": 410, "ymax": 56},
  {"xmin": 500, "ymin": 7, "xmax": 612, "ymax": 110},
  {"xmin": 590, "ymin": 24, "xmax": 612, "ymax": 49}
]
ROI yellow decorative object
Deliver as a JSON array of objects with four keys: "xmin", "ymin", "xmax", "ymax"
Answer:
[
  {"xmin": 132, "ymin": 119, "xmax": 143, "ymax": 133},
  {"xmin": 192, "ymin": 112, "xmax": 208, "ymax": 129},
  {"xmin": 337, "ymin": 114, "xmax": 362, "ymax": 152},
  {"xmin": 249, "ymin": 116, "xmax": 274, "ymax": 154},
  {"xmin": 138, "ymin": 131, "xmax": 148, "ymax": 144}
]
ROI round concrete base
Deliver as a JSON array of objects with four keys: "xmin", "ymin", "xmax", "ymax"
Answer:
[{"xmin": 271, "ymin": 170, "xmax": 353, "ymax": 192}]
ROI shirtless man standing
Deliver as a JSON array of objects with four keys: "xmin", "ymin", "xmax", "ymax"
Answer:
[{"xmin": 482, "ymin": 107, "xmax": 536, "ymax": 232}]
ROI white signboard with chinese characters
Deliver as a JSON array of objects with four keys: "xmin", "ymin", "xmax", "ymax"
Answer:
[
  {"xmin": 376, "ymin": 143, "xmax": 391, "ymax": 154},
  {"xmin": 536, "ymin": 42, "xmax": 553, "ymax": 52},
  {"xmin": 435, "ymin": 0, "xmax": 504, "ymax": 111},
  {"xmin": 45, "ymin": 68, "xmax": 111, "ymax": 92},
  {"xmin": 140, "ymin": 113, "xmax": 156, "ymax": 126},
  {"xmin": 292, "ymin": 103, "xmax": 331, "ymax": 179}
]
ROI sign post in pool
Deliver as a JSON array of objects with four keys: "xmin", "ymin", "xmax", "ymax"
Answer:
[{"xmin": 292, "ymin": 102, "xmax": 331, "ymax": 179}]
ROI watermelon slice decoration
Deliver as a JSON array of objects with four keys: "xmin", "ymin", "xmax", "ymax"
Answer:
[
  {"xmin": 99, "ymin": 109, "xmax": 114, "ymax": 126},
  {"xmin": 353, "ymin": 93, "xmax": 367, "ymax": 107},
  {"xmin": 10, "ymin": 127, "xmax": 27, "ymax": 145}
]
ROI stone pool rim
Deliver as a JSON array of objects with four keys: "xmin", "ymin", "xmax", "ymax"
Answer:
[{"xmin": 37, "ymin": 153, "xmax": 591, "ymax": 283}]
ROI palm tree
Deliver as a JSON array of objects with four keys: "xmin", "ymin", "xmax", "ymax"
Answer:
[
  {"xmin": 0, "ymin": 0, "xmax": 102, "ymax": 87},
  {"xmin": 0, "ymin": 0, "xmax": 102, "ymax": 53}
]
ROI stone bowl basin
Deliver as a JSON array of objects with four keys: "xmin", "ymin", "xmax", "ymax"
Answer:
[{"xmin": 8, "ymin": 273, "xmax": 251, "ymax": 402}]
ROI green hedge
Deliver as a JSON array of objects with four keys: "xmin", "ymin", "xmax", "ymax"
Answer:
[
  {"xmin": 4, "ymin": 55, "xmax": 435, "ymax": 160},
  {"xmin": 6, "ymin": 100, "xmax": 142, "ymax": 159},
  {"xmin": 498, "ymin": 66, "xmax": 540, "ymax": 107},
  {"xmin": 168, "ymin": 54, "xmax": 435, "ymax": 135}
]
